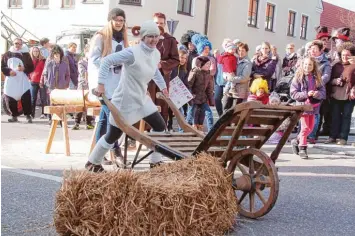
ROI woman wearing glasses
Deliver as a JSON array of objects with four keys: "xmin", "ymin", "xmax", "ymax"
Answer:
[
  {"xmin": 88, "ymin": 8, "xmax": 129, "ymax": 165},
  {"xmin": 85, "ymin": 20, "xmax": 169, "ymax": 172},
  {"xmin": 282, "ymin": 43, "xmax": 298, "ymax": 77}
]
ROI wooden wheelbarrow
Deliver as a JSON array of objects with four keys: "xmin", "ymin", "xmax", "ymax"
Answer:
[{"xmin": 99, "ymin": 92, "xmax": 312, "ymax": 219}]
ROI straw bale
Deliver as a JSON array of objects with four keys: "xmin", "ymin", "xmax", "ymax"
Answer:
[{"xmin": 54, "ymin": 153, "xmax": 238, "ymax": 235}]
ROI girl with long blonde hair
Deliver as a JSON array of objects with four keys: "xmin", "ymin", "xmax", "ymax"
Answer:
[
  {"xmin": 290, "ymin": 57, "xmax": 326, "ymax": 158},
  {"xmin": 87, "ymin": 8, "xmax": 129, "ymax": 165},
  {"xmin": 29, "ymin": 46, "xmax": 47, "ymax": 118}
]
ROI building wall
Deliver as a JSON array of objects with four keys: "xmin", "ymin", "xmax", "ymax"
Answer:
[
  {"xmin": 1, "ymin": 0, "xmax": 324, "ymax": 54},
  {"xmin": 112, "ymin": 0, "xmax": 207, "ymax": 42},
  {"xmin": 1, "ymin": 0, "xmax": 207, "ymax": 46},
  {"xmin": 1, "ymin": 1, "xmax": 110, "ymax": 43},
  {"xmin": 208, "ymin": 0, "xmax": 322, "ymax": 54}
]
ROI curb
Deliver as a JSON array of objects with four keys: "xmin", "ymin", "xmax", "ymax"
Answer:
[{"xmin": 312, "ymin": 144, "xmax": 355, "ymax": 157}]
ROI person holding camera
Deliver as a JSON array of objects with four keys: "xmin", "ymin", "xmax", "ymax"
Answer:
[{"xmin": 325, "ymin": 42, "xmax": 355, "ymax": 146}]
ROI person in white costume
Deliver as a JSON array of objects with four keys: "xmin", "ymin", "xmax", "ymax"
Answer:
[
  {"xmin": 1, "ymin": 38, "xmax": 34, "ymax": 123},
  {"xmin": 85, "ymin": 20, "xmax": 169, "ymax": 172}
]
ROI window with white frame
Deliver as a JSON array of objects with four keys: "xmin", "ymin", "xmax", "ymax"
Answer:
[
  {"xmin": 287, "ymin": 11, "xmax": 296, "ymax": 36},
  {"xmin": 8, "ymin": 0, "xmax": 22, "ymax": 8},
  {"xmin": 300, "ymin": 15, "xmax": 308, "ymax": 39},
  {"xmin": 265, "ymin": 3, "xmax": 275, "ymax": 31},
  {"xmin": 248, "ymin": 0, "xmax": 259, "ymax": 27},
  {"xmin": 178, "ymin": 0, "xmax": 192, "ymax": 15},
  {"xmin": 119, "ymin": 0, "xmax": 142, "ymax": 6},
  {"xmin": 34, "ymin": 0, "xmax": 49, "ymax": 8},
  {"xmin": 62, "ymin": 0, "xmax": 75, "ymax": 8}
]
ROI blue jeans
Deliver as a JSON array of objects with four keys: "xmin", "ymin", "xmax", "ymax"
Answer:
[
  {"xmin": 186, "ymin": 103, "xmax": 214, "ymax": 132},
  {"xmin": 214, "ymin": 84, "xmax": 224, "ymax": 117},
  {"xmin": 95, "ymin": 104, "xmax": 119, "ymax": 149},
  {"xmin": 30, "ymin": 82, "xmax": 47, "ymax": 117},
  {"xmin": 309, "ymin": 114, "xmax": 320, "ymax": 139},
  {"xmin": 330, "ymin": 98, "xmax": 355, "ymax": 141},
  {"xmin": 177, "ymin": 107, "xmax": 185, "ymax": 133}
]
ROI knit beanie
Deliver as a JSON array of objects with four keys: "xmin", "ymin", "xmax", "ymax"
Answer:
[
  {"xmin": 196, "ymin": 56, "xmax": 210, "ymax": 68},
  {"xmin": 224, "ymin": 42, "xmax": 236, "ymax": 52},
  {"xmin": 269, "ymin": 92, "xmax": 281, "ymax": 105},
  {"xmin": 107, "ymin": 8, "xmax": 126, "ymax": 21},
  {"xmin": 140, "ymin": 20, "xmax": 160, "ymax": 38},
  {"xmin": 221, "ymin": 38, "xmax": 232, "ymax": 49},
  {"xmin": 180, "ymin": 30, "xmax": 199, "ymax": 48},
  {"xmin": 233, "ymin": 39, "xmax": 241, "ymax": 45}
]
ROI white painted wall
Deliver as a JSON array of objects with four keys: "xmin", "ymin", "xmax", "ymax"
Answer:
[
  {"xmin": 1, "ymin": 0, "xmax": 322, "ymax": 54},
  {"xmin": 208, "ymin": 0, "xmax": 322, "ymax": 54},
  {"xmin": 1, "ymin": 0, "xmax": 110, "ymax": 43},
  {"xmin": 1, "ymin": 0, "xmax": 207, "ymax": 46},
  {"xmin": 111, "ymin": 0, "xmax": 207, "ymax": 41}
]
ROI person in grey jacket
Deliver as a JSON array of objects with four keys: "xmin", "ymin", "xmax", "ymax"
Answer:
[
  {"xmin": 308, "ymin": 40, "xmax": 332, "ymax": 141},
  {"xmin": 64, "ymin": 42, "xmax": 79, "ymax": 89},
  {"xmin": 223, "ymin": 43, "xmax": 252, "ymax": 112},
  {"xmin": 87, "ymin": 8, "xmax": 129, "ymax": 165}
]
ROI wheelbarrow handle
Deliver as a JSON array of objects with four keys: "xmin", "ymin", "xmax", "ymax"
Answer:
[{"xmin": 91, "ymin": 88, "xmax": 109, "ymax": 106}]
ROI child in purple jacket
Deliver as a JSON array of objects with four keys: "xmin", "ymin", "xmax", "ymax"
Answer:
[
  {"xmin": 40, "ymin": 44, "xmax": 70, "ymax": 124},
  {"xmin": 290, "ymin": 57, "xmax": 326, "ymax": 159}
]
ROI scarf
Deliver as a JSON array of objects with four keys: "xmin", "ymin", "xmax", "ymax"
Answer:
[
  {"xmin": 140, "ymin": 41, "xmax": 155, "ymax": 54},
  {"xmin": 286, "ymin": 52, "xmax": 296, "ymax": 60},
  {"xmin": 254, "ymin": 55, "xmax": 270, "ymax": 67},
  {"xmin": 112, "ymin": 29, "xmax": 123, "ymax": 43}
]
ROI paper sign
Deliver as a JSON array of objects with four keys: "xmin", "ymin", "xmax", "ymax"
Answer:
[{"xmin": 169, "ymin": 76, "xmax": 193, "ymax": 109}]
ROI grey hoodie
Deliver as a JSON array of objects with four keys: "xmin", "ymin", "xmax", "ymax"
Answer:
[{"xmin": 315, "ymin": 53, "xmax": 331, "ymax": 85}]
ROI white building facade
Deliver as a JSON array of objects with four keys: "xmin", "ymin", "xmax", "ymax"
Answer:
[
  {"xmin": 2, "ymin": 0, "xmax": 323, "ymax": 53},
  {"xmin": 208, "ymin": 0, "xmax": 324, "ymax": 53},
  {"xmin": 1, "ymin": 0, "xmax": 208, "ymax": 51}
]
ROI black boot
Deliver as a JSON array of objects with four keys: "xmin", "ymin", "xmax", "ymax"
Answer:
[
  {"xmin": 299, "ymin": 146, "xmax": 309, "ymax": 159},
  {"xmin": 112, "ymin": 147, "xmax": 125, "ymax": 168},
  {"xmin": 291, "ymin": 138, "xmax": 299, "ymax": 155},
  {"xmin": 102, "ymin": 156, "xmax": 113, "ymax": 165},
  {"xmin": 8, "ymin": 116, "xmax": 18, "ymax": 122},
  {"xmin": 85, "ymin": 161, "xmax": 105, "ymax": 173}
]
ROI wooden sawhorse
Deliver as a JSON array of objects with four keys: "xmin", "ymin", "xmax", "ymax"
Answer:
[{"xmin": 44, "ymin": 105, "xmax": 84, "ymax": 156}]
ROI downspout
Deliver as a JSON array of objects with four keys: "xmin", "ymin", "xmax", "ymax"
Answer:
[{"xmin": 204, "ymin": 0, "xmax": 211, "ymax": 35}]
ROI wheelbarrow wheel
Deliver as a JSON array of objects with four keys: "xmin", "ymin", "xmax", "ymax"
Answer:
[{"xmin": 227, "ymin": 148, "xmax": 279, "ymax": 219}]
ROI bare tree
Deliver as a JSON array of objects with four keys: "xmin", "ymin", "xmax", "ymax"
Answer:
[{"xmin": 337, "ymin": 9, "xmax": 355, "ymax": 43}]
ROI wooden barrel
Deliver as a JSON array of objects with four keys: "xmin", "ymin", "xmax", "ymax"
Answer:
[{"xmin": 50, "ymin": 89, "xmax": 100, "ymax": 107}]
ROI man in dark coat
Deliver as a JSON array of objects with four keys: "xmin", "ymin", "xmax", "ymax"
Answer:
[{"xmin": 148, "ymin": 12, "xmax": 180, "ymax": 123}]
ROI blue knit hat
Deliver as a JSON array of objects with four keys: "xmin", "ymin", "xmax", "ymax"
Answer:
[
  {"xmin": 197, "ymin": 39, "xmax": 212, "ymax": 55},
  {"xmin": 191, "ymin": 34, "xmax": 208, "ymax": 47},
  {"xmin": 191, "ymin": 34, "xmax": 212, "ymax": 54}
]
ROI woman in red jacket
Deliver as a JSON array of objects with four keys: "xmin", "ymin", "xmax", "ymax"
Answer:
[{"xmin": 29, "ymin": 46, "xmax": 46, "ymax": 118}]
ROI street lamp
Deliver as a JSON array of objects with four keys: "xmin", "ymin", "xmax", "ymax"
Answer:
[{"xmin": 167, "ymin": 19, "xmax": 179, "ymax": 36}]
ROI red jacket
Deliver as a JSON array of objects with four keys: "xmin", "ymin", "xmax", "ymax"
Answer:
[
  {"xmin": 29, "ymin": 58, "xmax": 45, "ymax": 83},
  {"xmin": 218, "ymin": 53, "xmax": 237, "ymax": 73},
  {"xmin": 247, "ymin": 93, "xmax": 269, "ymax": 105}
]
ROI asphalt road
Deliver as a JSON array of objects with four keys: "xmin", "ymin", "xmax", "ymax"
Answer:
[{"xmin": 1, "ymin": 114, "xmax": 355, "ymax": 236}]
